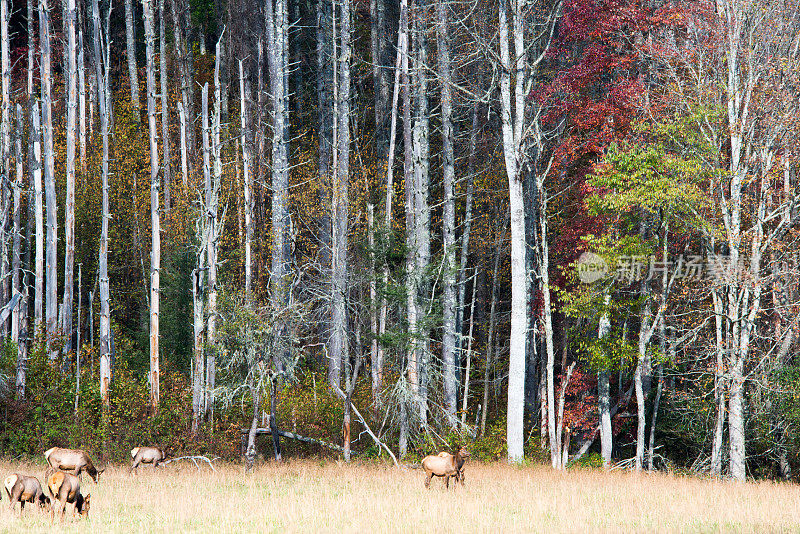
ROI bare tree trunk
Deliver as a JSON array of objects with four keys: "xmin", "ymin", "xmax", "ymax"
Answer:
[
  {"xmin": 245, "ymin": 385, "xmax": 261, "ymax": 472},
  {"xmin": 411, "ymin": 10, "xmax": 431, "ymax": 427},
  {"xmin": 1, "ymin": 0, "xmax": 10, "ymax": 324},
  {"xmin": 14, "ymin": 105, "xmax": 26, "ymax": 398},
  {"xmin": 330, "ymin": 0, "xmax": 350, "ymax": 397},
  {"xmin": 711, "ymin": 289, "xmax": 725, "ymax": 476},
  {"xmin": 206, "ymin": 41, "xmax": 224, "ymax": 423},
  {"xmin": 10, "ymin": 106, "xmax": 21, "ymax": 344},
  {"xmin": 62, "ymin": 0, "xmax": 77, "ymax": 355},
  {"xmin": 197, "ymin": 82, "xmax": 211, "ymax": 423},
  {"xmin": 402, "ymin": 12, "xmax": 418, "ymax": 424},
  {"xmin": 91, "ymin": 0, "xmax": 111, "ymax": 410},
  {"xmin": 239, "ymin": 61, "xmax": 253, "ymax": 302},
  {"xmin": 160, "ymin": 0, "xmax": 171, "ymax": 211},
  {"xmin": 178, "ymin": 102, "xmax": 188, "ymax": 187},
  {"xmin": 143, "ymin": 0, "xmax": 161, "ymax": 412},
  {"xmin": 499, "ymin": 0, "xmax": 527, "ymax": 463},
  {"xmin": 31, "ymin": 100, "xmax": 43, "ymax": 331},
  {"xmin": 437, "ymin": 0, "xmax": 457, "ymax": 427},
  {"xmin": 555, "ymin": 362, "xmax": 576, "ymax": 469},
  {"xmin": 316, "ymin": 0, "xmax": 333, "ymax": 361},
  {"xmin": 27, "ymin": 0, "xmax": 34, "ymax": 98},
  {"xmin": 125, "ymin": 0, "xmax": 140, "ymax": 119},
  {"xmin": 456, "ymin": 101, "xmax": 478, "ymax": 364},
  {"xmin": 376, "ymin": 0, "xmax": 408, "ymax": 412},
  {"xmin": 462, "ymin": 269, "xmax": 477, "ymax": 429},
  {"xmin": 40, "ymin": 0, "xmax": 58, "ymax": 360},
  {"xmin": 74, "ymin": 263, "xmax": 81, "ymax": 415},
  {"xmin": 171, "ymin": 0, "xmax": 194, "ymax": 152},
  {"xmin": 78, "ymin": 27, "xmax": 86, "ymax": 171},
  {"xmin": 598, "ymin": 294, "xmax": 612, "ymax": 468},
  {"xmin": 267, "ymin": 0, "xmax": 291, "ymax": 379}
]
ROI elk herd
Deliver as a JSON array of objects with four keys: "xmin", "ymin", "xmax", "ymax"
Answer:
[
  {"xmin": 2, "ymin": 445, "xmax": 166, "ymax": 522},
  {"xmin": 1, "ymin": 443, "xmax": 469, "ymax": 522}
]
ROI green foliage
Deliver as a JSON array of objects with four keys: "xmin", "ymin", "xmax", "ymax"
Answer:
[{"xmin": 569, "ymin": 452, "xmax": 605, "ymax": 470}]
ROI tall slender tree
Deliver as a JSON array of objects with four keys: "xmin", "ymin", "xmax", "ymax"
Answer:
[
  {"xmin": 143, "ymin": 0, "xmax": 161, "ymax": 411},
  {"xmin": 63, "ymin": 0, "xmax": 78, "ymax": 354}
]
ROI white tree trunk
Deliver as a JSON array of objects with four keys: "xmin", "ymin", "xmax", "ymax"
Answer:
[
  {"xmin": 125, "ymin": 0, "xmax": 140, "ymax": 118},
  {"xmin": 437, "ymin": 0, "xmax": 457, "ymax": 427},
  {"xmin": 498, "ymin": 0, "xmax": 528, "ymax": 463},
  {"xmin": 411, "ymin": 12, "xmax": 431, "ymax": 426},
  {"xmin": 376, "ymin": 0, "xmax": 408, "ymax": 412},
  {"xmin": 160, "ymin": 0, "xmax": 171, "ymax": 211},
  {"xmin": 143, "ymin": 0, "xmax": 161, "ymax": 411},
  {"xmin": 78, "ymin": 27, "xmax": 86, "ymax": 171},
  {"xmin": 12, "ymin": 105, "xmax": 22, "ymax": 357},
  {"xmin": 62, "ymin": 0, "xmax": 77, "ymax": 355},
  {"xmin": 598, "ymin": 295, "xmax": 612, "ymax": 468},
  {"xmin": 40, "ymin": 0, "xmax": 57, "ymax": 359},
  {"xmin": 239, "ymin": 61, "xmax": 253, "ymax": 302},
  {"xmin": 266, "ymin": 0, "xmax": 291, "ymax": 384},
  {"xmin": 206, "ymin": 40, "xmax": 223, "ymax": 421},
  {"xmin": 31, "ymin": 100, "xmax": 43, "ymax": 331},
  {"xmin": 91, "ymin": 0, "xmax": 111, "ymax": 408}
]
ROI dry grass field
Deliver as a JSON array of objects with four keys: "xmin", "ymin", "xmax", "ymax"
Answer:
[{"xmin": 0, "ymin": 459, "xmax": 799, "ymax": 533}]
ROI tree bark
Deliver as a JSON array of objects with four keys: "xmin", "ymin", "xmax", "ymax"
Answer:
[
  {"xmin": 143, "ymin": 0, "xmax": 161, "ymax": 412},
  {"xmin": 14, "ymin": 105, "xmax": 26, "ymax": 399},
  {"xmin": 598, "ymin": 295, "xmax": 612, "ymax": 468},
  {"xmin": 125, "ymin": 0, "xmax": 140, "ymax": 119},
  {"xmin": 40, "ymin": 0, "xmax": 57, "ymax": 360},
  {"xmin": 160, "ymin": 0, "xmax": 171, "ymax": 211},
  {"xmin": 266, "ymin": 0, "xmax": 292, "ymax": 386},
  {"xmin": 437, "ymin": 0, "xmax": 457, "ymax": 427},
  {"xmin": 30, "ymin": 100, "xmax": 43, "ymax": 332},
  {"xmin": 330, "ymin": 0, "xmax": 350, "ymax": 396},
  {"xmin": 91, "ymin": 0, "xmax": 111, "ymax": 410},
  {"xmin": 62, "ymin": 0, "xmax": 77, "ymax": 355},
  {"xmin": 239, "ymin": 61, "xmax": 253, "ymax": 302}
]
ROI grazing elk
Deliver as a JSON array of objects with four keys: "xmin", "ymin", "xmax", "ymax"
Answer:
[
  {"xmin": 4, "ymin": 474, "xmax": 50, "ymax": 513},
  {"xmin": 44, "ymin": 447, "xmax": 103, "ymax": 483},
  {"xmin": 422, "ymin": 447, "xmax": 470, "ymax": 489},
  {"xmin": 130, "ymin": 446, "xmax": 167, "ymax": 473},
  {"xmin": 47, "ymin": 471, "xmax": 90, "ymax": 521}
]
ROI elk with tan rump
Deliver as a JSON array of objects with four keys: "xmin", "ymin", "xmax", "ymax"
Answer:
[
  {"xmin": 47, "ymin": 471, "xmax": 90, "ymax": 521},
  {"xmin": 44, "ymin": 447, "xmax": 104, "ymax": 483},
  {"xmin": 130, "ymin": 446, "xmax": 168, "ymax": 473},
  {"xmin": 4, "ymin": 474, "xmax": 50, "ymax": 514},
  {"xmin": 421, "ymin": 447, "xmax": 470, "ymax": 489}
]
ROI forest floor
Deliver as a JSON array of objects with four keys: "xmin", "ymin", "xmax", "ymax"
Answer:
[{"xmin": 0, "ymin": 459, "xmax": 798, "ymax": 532}]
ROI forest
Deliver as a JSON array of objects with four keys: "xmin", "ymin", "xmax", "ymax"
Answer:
[{"xmin": 0, "ymin": 0, "xmax": 796, "ymax": 484}]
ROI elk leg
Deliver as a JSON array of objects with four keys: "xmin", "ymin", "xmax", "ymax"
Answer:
[{"xmin": 424, "ymin": 472, "xmax": 432, "ymax": 489}]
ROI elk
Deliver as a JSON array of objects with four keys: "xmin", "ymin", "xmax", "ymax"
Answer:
[
  {"xmin": 422, "ymin": 447, "xmax": 470, "ymax": 489},
  {"xmin": 130, "ymin": 446, "xmax": 167, "ymax": 473},
  {"xmin": 47, "ymin": 471, "xmax": 90, "ymax": 520},
  {"xmin": 4, "ymin": 474, "xmax": 51, "ymax": 513},
  {"xmin": 44, "ymin": 447, "xmax": 103, "ymax": 483}
]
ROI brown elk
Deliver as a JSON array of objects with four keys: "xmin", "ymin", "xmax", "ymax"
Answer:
[
  {"xmin": 44, "ymin": 447, "xmax": 103, "ymax": 483},
  {"xmin": 422, "ymin": 447, "xmax": 470, "ymax": 489},
  {"xmin": 130, "ymin": 446, "xmax": 167, "ymax": 473},
  {"xmin": 47, "ymin": 471, "xmax": 90, "ymax": 521},
  {"xmin": 4, "ymin": 474, "xmax": 50, "ymax": 513}
]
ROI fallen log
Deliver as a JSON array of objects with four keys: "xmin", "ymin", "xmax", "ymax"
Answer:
[
  {"xmin": 240, "ymin": 428, "xmax": 344, "ymax": 453},
  {"xmin": 161, "ymin": 455, "xmax": 219, "ymax": 472}
]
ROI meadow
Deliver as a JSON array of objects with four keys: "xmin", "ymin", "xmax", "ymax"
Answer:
[{"xmin": 0, "ymin": 459, "xmax": 799, "ymax": 533}]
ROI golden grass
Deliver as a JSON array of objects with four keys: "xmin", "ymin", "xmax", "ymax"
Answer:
[{"xmin": 0, "ymin": 459, "xmax": 799, "ymax": 533}]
